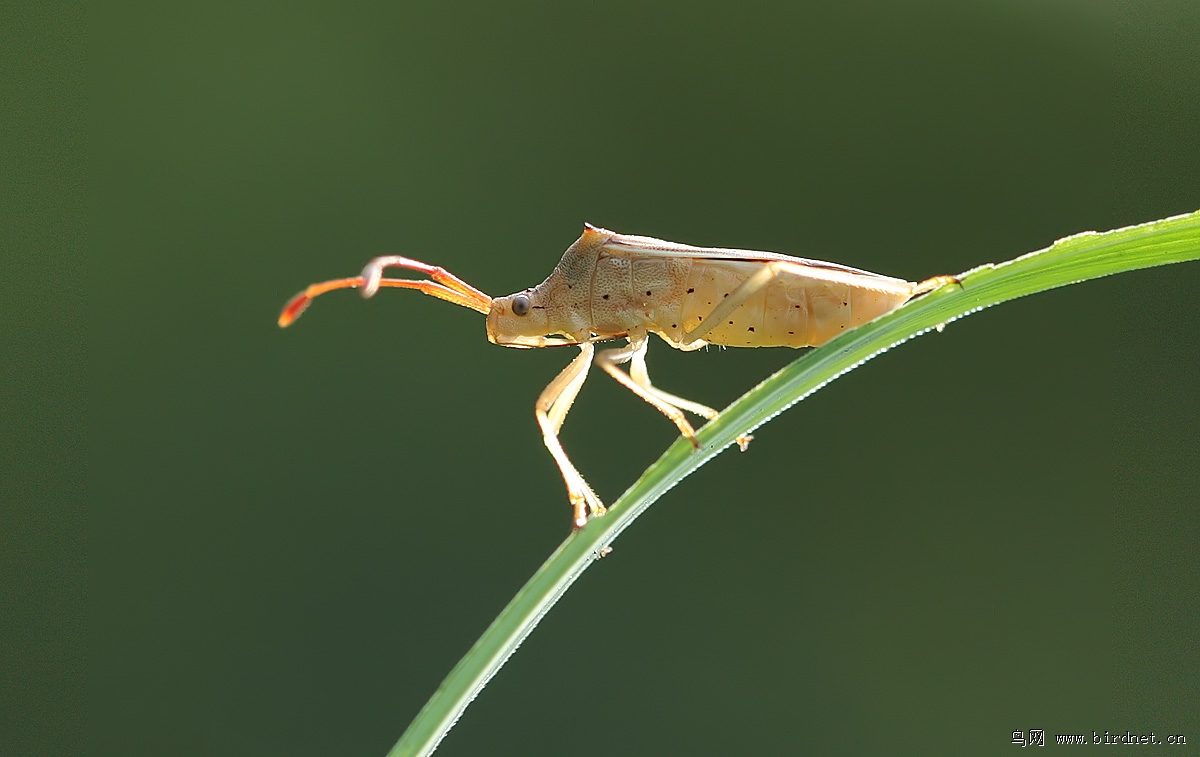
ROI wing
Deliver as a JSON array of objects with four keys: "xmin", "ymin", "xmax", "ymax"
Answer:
[{"xmin": 589, "ymin": 224, "xmax": 914, "ymax": 288}]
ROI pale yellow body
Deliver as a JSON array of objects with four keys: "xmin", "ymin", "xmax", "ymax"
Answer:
[
  {"xmin": 486, "ymin": 225, "xmax": 916, "ymax": 351},
  {"xmin": 281, "ymin": 224, "xmax": 953, "ymax": 528}
]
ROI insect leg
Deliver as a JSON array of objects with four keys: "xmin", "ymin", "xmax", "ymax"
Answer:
[
  {"xmin": 910, "ymin": 274, "xmax": 961, "ymax": 297},
  {"xmin": 628, "ymin": 346, "xmax": 715, "ymax": 419},
  {"xmin": 629, "ymin": 345, "xmax": 753, "ymax": 451},
  {"xmin": 595, "ymin": 336, "xmax": 701, "ymax": 450},
  {"xmin": 536, "ymin": 343, "xmax": 606, "ymax": 528}
]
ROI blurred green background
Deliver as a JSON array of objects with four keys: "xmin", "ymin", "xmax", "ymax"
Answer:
[{"xmin": 72, "ymin": 0, "xmax": 1200, "ymax": 755}]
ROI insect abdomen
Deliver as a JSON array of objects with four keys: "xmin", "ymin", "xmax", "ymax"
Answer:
[{"xmin": 663, "ymin": 262, "xmax": 913, "ymax": 348}]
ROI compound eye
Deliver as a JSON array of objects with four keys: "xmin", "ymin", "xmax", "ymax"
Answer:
[{"xmin": 511, "ymin": 294, "xmax": 531, "ymax": 316}]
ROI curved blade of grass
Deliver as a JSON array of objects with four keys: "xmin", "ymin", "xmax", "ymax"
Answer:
[{"xmin": 386, "ymin": 210, "xmax": 1200, "ymax": 757}]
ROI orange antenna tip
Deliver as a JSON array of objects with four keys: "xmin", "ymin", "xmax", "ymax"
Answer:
[
  {"xmin": 277, "ymin": 277, "xmax": 365, "ymax": 328},
  {"xmin": 278, "ymin": 292, "xmax": 311, "ymax": 328}
]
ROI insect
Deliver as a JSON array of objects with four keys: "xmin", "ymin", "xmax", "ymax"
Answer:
[{"xmin": 280, "ymin": 224, "xmax": 956, "ymax": 528}]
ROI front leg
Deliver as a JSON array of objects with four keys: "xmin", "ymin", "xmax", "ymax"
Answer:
[{"xmin": 535, "ymin": 343, "xmax": 606, "ymax": 528}]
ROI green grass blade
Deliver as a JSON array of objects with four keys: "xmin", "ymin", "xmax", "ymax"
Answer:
[{"xmin": 386, "ymin": 209, "xmax": 1200, "ymax": 757}]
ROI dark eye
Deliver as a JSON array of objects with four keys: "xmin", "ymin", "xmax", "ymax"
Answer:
[{"xmin": 511, "ymin": 294, "xmax": 531, "ymax": 316}]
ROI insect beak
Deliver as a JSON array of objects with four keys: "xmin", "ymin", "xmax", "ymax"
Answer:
[{"xmin": 487, "ymin": 332, "xmax": 577, "ymax": 349}]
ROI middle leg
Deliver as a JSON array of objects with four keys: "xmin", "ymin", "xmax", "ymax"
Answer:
[
  {"xmin": 629, "ymin": 343, "xmax": 753, "ymax": 452},
  {"xmin": 595, "ymin": 335, "xmax": 702, "ymax": 449}
]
